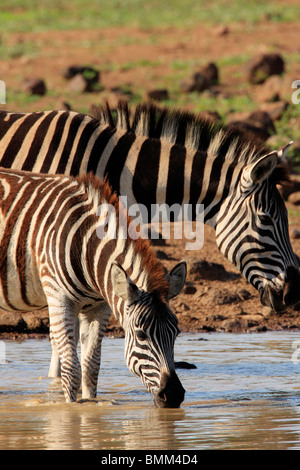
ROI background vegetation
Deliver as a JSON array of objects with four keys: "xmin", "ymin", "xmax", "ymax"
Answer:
[
  {"xmin": 0, "ymin": 0, "xmax": 300, "ymax": 168},
  {"xmin": 1, "ymin": 0, "xmax": 299, "ymax": 32}
]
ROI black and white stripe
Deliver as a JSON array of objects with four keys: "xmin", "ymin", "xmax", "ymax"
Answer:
[
  {"xmin": 0, "ymin": 102, "xmax": 299, "ymax": 311},
  {"xmin": 0, "ymin": 168, "xmax": 186, "ymax": 405}
]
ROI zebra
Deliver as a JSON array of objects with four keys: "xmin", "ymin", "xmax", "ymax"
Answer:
[
  {"xmin": 0, "ymin": 167, "xmax": 186, "ymax": 405},
  {"xmin": 0, "ymin": 101, "xmax": 299, "ymax": 312}
]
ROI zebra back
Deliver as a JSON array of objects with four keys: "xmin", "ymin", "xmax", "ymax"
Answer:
[{"xmin": 0, "ymin": 102, "xmax": 298, "ymax": 315}]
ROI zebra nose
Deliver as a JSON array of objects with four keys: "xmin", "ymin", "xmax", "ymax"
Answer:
[
  {"xmin": 260, "ymin": 285, "xmax": 284, "ymax": 312},
  {"xmin": 284, "ymin": 266, "xmax": 300, "ymax": 307},
  {"xmin": 154, "ymin": 371, "xmax": 185, "ymax": 408}
]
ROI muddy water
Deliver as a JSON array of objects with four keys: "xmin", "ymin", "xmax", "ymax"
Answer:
[{"xmin": 1, "ymin": 331, "xmax": 300, "ymax": 450}]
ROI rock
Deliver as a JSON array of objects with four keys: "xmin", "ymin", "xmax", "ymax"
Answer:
[
  {"xmin": 65, "ymin": 65, "xmax": 100, "ymax": 92},
  {"xmin": 255, "ymin": 75, "xmax": 283, "ymax": 103},
  {"xmin": 227, "ymin": 109, "xmax": 276, "ymax": 141},
  {"xmin": 199, "ymin": 110, "xmax": 221, "ymax": 122},
  {"xmin": 207, "ymin": 314, "xmax": 227, "ymax": 321},
  {"xmin": 261, "ymin": 306, "xmax": 273, "ymax": 317},
  {"xmin": 147, "ymin": 89, "xmax": 169, "ymax": 102},
  {"xmin": 156, "ymin": 250, "xmax": 172, "ymax": 260},
  {"xmin": 21, "ymin": 78, "xmax": 47, "ymax": 96},
  {"xmin": 175, "ymin": 361, "xmax": 197, "ymax": 369},
  {"xmin": 259, "ymin": 101, "xmax": 289, "ymax": 121},
  {"xmin": 246, "ymin": 53, "xmax": 285, "ymax": 84},
  {"xmin": 176, "ymin": 302, "xmax": 190, "ymax": 312},
  {"xmin": 246, "ymin": 110, "xmax": 276, "ymax": 134},
  {"xmin": 251, "ymin": 325, "xmax": 268, "ymax": 332},
  {"xmin": 211, "ymin": 24, "xmax": 230, "ymax": 36},
  {"xmin": 227, "ymin": 121, "xmax": 270, "ymax": 141},
  {"xmin": 288, "ymin": 191, "xmax": 300, "ymax": 206},
  {"xmin": 180, "ymin": 73, "xmax": 209, "ymax": 93},
  {"xmin": 22, "ymin": 311, "xmax": 49, "ymax": 332},
  {"xmin": 0, "ymin": 309, "xmax": 49, "ymax": 334},
  {"xmin": 246, "ymin": 319, "xmax": 260, "ymax": 328},
  {"xmin": 63, "ymin": 65, "xmax": 84, "ymax": 78},
  {"xmin": 206, "ymin": 288, "xmax": 241, "ymax": 305},
  {"xmin": 68, "ymin": 74, "xmax": 90, "ymax": 93},
  {"xmin": 183, "ymin": 284, "xmax": 197, "ymax": 295},
  {"xmin": 180, "ymin": 62, "xmax": 218, "ymax": 94},
  {"xmin": 199, "ymin": 62, "xmax": 219, "ymax": 85},
  {"xmin": 63, "ymin": 65, "xmax": 100, "ymax": 82},
  {"xmin": 221, "ymin": 318, "xmax": 248, "ymax": 332},
  {"xmin": 226, "ymin": 110, "xmax": 251, "ymax": 123},
  {"xmin": 188, "ymin": 259, "xmax": 233, "ymax": 281},
  {"xmin": 0, "ymin": 311, "xmax": 26, "ymax": 332},
  {"xmin": 201, "ymin": 325, "xmax": 216, "ymax": 332},
  {"xmin": 181, "ymin": 62, "xmax": 219, "ymax": 93},
  {"xmin": 236, "ymin": 289, "xmax": 252, "ymax": 301}
]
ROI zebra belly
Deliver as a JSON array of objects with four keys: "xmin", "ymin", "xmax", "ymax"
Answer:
[{"xmin": 0, "ymin": 238, "xmax": 47, "ymax": 312}]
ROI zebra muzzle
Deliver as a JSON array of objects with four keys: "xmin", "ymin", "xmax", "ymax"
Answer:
[
  {"xmin": 260, "ymin": 267, "xmax": 300, "ymax": 312},
  {"xmin": 154, "ymin": 371, "xmax": 185, "ymax": 408},
  {"xmin": 283, "ymin": 266, "xmax": 300, "ymax": 307},
  {"xmin": 260, "ymin": 285, "xmax": 284, "ymax": 312}
]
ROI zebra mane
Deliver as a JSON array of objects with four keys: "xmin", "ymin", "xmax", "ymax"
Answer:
[
  {"xmin": 91, "ymin": 101, "xmax": 289, "ymax": 185},
  {"xmin": 77, "ymin": 173, "xmax": 169, "ymax": 298}
]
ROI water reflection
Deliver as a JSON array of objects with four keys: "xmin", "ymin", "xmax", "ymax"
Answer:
[
  {"xmin": 1, "ymin": 332, "xmax": 300, "ymax": 450},
  {"xmin": 0, "ymin": 401, "xmax": 187, "ymax": 450}
]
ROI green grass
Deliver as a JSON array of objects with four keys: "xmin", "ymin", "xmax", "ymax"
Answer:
[
  {"xmin": 0, "ymin": 0, "xmax": 298, "ymax": 32},
  {"xmin": 0, "ymin": 39, "xmax": 38, "ymax": 60},
  {"xmin": 1, "ymin": 0, "xmax": 300, "ymax": 171}
]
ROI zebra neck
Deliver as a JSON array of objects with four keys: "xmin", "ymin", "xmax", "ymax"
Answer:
[
  {"xmin": 91, "ymin": 235, "xmax": 145, "ymax": 317},
  {"xmin": 160, "ymin": 150, "xmax": 243, "ymax": 229},
  {"xmin": 87, "ymin": 124, "xmax": 245, "ymax": 230}
]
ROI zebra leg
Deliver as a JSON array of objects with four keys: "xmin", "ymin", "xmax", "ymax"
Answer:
[
  {"xmin": 48, "ymin": 300, "xmax": 81, "ymax": 403},
  {"xmin": 48, "ymin": 327, "xmax": 61, "ymax": 378},
  {"xmin": 48, "ymin": 318, "xmax": 80, "ymax": 378},
  {"xmin": 79, "ymin": 303, "xmax": 111, "ymax": 400}
]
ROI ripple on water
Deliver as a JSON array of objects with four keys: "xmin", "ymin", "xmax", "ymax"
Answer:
[{"xmin": 1, "ymin": 331, "xmax": 300, "ymax": 450}]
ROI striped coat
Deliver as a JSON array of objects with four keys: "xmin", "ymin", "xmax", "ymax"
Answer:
[
  {"xmin": 0, "ymin": 168, "xmax": 186, "ymax": 405},
  {"xmin": 0, "ymin": 102, "xmax": 299, "ymax": 311}
]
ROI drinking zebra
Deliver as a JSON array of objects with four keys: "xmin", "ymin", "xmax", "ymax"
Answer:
[
  {"xmin": 0, "ymin": 167, "xmax": 186, "ymax": 405},
  {"xmin": 0, "ymin": 102, "xmax": 299, "ymax": 311}
]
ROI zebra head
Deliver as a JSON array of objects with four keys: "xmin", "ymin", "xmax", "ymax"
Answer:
[
  {"xmin": 111, "ymin": 261, "xmax": 186, "ymax": 408},
  {"xmin": 216, "ymin": 142, "xmax": 300, "ymax": 312}
]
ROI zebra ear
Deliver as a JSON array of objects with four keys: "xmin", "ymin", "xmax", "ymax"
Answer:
[
  {"xmin": 243, "ymin": 151, "xmax": 278, "ymax": 185},
  {"xmin": 168, "ymin": 261, "xmax": 187, "ymax": 300},
  {"xmin": 277, "ymin": 141, "xmax": 293, "ymax": 163},
  {"xmin": 111, "ymin": 262, "xmax": 139, "ymax": 302}
]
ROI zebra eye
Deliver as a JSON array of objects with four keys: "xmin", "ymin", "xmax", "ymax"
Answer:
[
  {"xmin": 136, "ymin": 329, "xmax": 147, "ymax": 341},
  {"xmin": 258, "ymin": 214, "xmax": 271, "ymax": 225}
]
